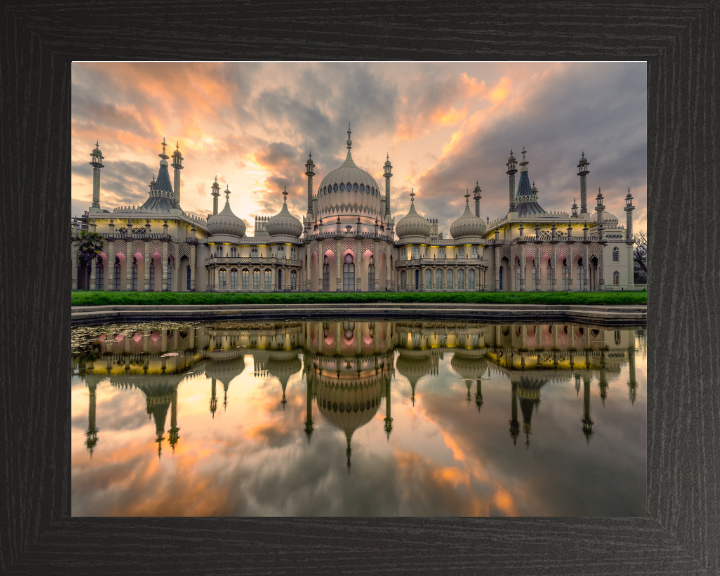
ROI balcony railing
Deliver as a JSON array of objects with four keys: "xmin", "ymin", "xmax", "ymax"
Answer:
[
  {"xmin": 205, "ymin": 256, "xmax": 302, "ymax": 266},
  {"xmin": 396, "ymin": 257, "xmax": 488, "ymax": 267}
]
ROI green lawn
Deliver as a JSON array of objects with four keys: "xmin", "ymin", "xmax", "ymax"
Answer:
[{"xmin": 72, "ymin": 290, "xmax": 647, "ymax": 306}]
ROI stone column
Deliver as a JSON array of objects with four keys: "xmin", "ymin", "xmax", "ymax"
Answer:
[
  {"xmin": 598, "ymin": 245, "xmax": 605, "ymax": 291},
  {"xmin": 336, "ymin": 239, "xmax": 342, "ymax": 292},
  {"xmin": 89, "ymin": 254, "xmax": 96, "ymax": 291},
  {"xmin": 627, "ymin": 243, "xmax": 634, "ymax": 287},
  {"xmin": 190, "ymin": 244, "xmax": 196, "ymax": 291},
  {"xmin": 144, "ymin": 240, "xmax": 151, "ymax": 291},
  {"xmin": 536, "ymin": 243, "xmax": 541, "ymax": 291},
  {"xmin": 551, "ymin": 244, "xmax": 558, "ymax": 292},
  {"xmin": 566, "ymin": 245, "xmax": 573, "ymax": 291},
  {"xmin": 495, "ymin": 247, "xmax": 500, "ymax": 291},
  {"xmin": 162, "ymin": 241, "xmax": 169, "ymax": 291},
  {"xmin": 126, "ymin": 241, "xmax": 133, "ymax": 291},
  {"xmin": 583, "ymin": 244, "xmax": 589, "ymax": 291},
  {"xmin": 519, "ymin": 250, "xmax": 525, "ymax": 292},
  {"xmin": 373, "ymin": 241, "xmax": 379, "ymax": 291},
  {"xmin": 318, "ymin": 240, "xmax": 324, "ymax": 292},
  {"xmin": 107, "ymin": 240, "xmax": 115, "ymax": 291},
  {"xmin": 356, "ymin": 238, "xmax": 362, "ymax": 292}
]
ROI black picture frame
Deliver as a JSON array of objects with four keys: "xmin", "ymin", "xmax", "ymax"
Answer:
[{"xmin": 1, "ymin": 2, "xmax": 718, "ymax": 574}]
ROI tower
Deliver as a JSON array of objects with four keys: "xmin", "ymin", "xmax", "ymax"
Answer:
[
  {"xmin": 89, "ymin": 141, "xmax": 104, "ymax": 209},
  {"xmin": 506, "ymin": 150, "xmax": 518, "ymax": 213},
  {"xmin": 171, "ymin": 142, "xmax": 184, "ymax": 209},
  {"xmin": 384, "ymin": 376, "xmax": 393, "ymax": 440},
  {"xmin": 85, "ymin": 381, "xmax": 99, "ymax": 455},
  {"xmin": 596, "ymin": 187, "xmax": 605, "ymax": 224},
  {"xmin": 305, "ymin": 152, "xmax": 315, "ymax": 220},
  {"xmin": 211, "ymin": 176, "xmax": 221, "ymax": 215},
  {"xmin": 383, "ymin": 153, "xmax": 393, "ymax": 217},
  {"xmin": 582, "ymin": 375, "xmax": 594, "ymax": 443},
  {"xmin": 625, "ymin": 188, "xmax": 635, "ymax": 287},
  {"xmin": 577, "ymin": 151, "xmax": 589, "ymax": 214},
  {"xmin": 473, "ymin": 181, "xmax": 482, "ymax": 218}
]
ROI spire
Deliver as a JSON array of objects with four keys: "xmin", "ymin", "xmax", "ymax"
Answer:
[
  {"xmin": 225, "ymin": 184, "xmax": 231, "ymax": 203},
  {"xmin": 159, "ymin": 136, "xmax": 169, "ymax": 160},
  {"xmin": 519, "ymin": 146, "xmax": 529, "ymax": 172},
  {"xmin": 410, "ymin": 187, "xmax": 415, "ymax": 204},
  {"xmin": 346, "ymin": 123, "xmax": 352, "ymax": 151},
  {"xmin": 465, "ymin": 189, "xmax": 470, "ymax": 205},
  {"xmin": 283, "ymin": 186, "xmax": 288, "ymax": 204}
]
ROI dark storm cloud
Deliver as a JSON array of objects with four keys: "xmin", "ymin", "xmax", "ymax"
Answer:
[
  {"xmin": 73, "ymin": 159, "xmax": 154, "ymax": 208},
  {"xmin": 416, "ymin": 63, "xmax": 647, "ymax": 233}
]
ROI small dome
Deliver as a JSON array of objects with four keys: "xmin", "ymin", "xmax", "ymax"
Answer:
[
  {"xmin": 450, "ymin": 191, "xmax": 486, "ymax": 239},
  {"xmin": 595, "ymin": 209, "xmax": 619, "ymax": 228},
  {"xmin": 395, "ymin": 189, "xmax": 431, "ymax": 239},
  {"xmin": 207, "ymin": 196, "xmax": 246, "ymax": 238},
  {"xmin": 267, "ymin": 188, "xmax": 303, "ymax": 238}
]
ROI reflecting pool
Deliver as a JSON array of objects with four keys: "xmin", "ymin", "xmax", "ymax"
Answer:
[{"xmin": 71, "ymin": 319, "xmax": 647, "ymax": 517}]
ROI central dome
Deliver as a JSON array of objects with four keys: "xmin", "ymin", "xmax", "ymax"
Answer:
[{"xmin": 316, "ymin": 126, "xmax": 384, "ymax": 220}]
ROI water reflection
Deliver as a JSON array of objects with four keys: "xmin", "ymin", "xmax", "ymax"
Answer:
[{"xmin": 72, "ymin": 320, "xmax": 646, "ymax": 517}]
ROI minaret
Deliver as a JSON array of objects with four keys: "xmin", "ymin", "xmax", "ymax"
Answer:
[
  {"xmin": 509, "ymin": 381, "xmax": 520, "ymax": 446},
  {"xmin": 168, "ymin": 386, "xmax": 180, "ymax": 452},
  {"xmin": 85, "ymin": 381, "xmax": 99, "ymax": 456},
  {"xmin": 571, "ymin": 199, "xmax": 578, "ymax": 218},
  {"xmin": 89, "ymin": 141, "xmax": 104, "ymax": 209},
  {"xmin": 171, "ymin": 142, "xmax": 184, "ymax": 209},
  {"xmin": 577, "ymin": 151, "xmax": 590, "ymax": 215},
  {"xmin": 628, "ymin": 345, "xmax": 637, "ymax": 404},
  {"xmin": 384, "ymin": 376, "xmax": 393, "ymax": 441},
  {"xmin": 210, "ymin": 377, "xmax": 218, "ymax": 418},
  {"xmin": 211, "ymin": 176, "xmax": 221, "ymax": 215},
  {"xmin": 506, "ymin": 150, "xmax": 518, "ymax": 213},
  {"xmin": 383, "ymin": 153, "xmax": 393, "ymax": 217},
  {"xmin": 473, "ymin": 181, "xmax": 482, "ymax": 218},
  {"xmin": 624, "ymin": 188, "xmax": 635, "ymax": 287},
  {"xmin": 304, "ymin": 377, "xmax": 313, "ymax": 442},
  {"xmin": 305, "ymin": 152, "xmax": 315, "ymax": 221},
  {"xmin": 596, "ymin": 188, "xmax": 605, "ymax": 225},
  {"xmin": 582, "ymin": 375, "xmax": 593, "ymax": 443}
]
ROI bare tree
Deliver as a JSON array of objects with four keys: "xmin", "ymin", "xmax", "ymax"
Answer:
[{"xmin": 633, "ymin": 231, "xmax": 647, "ymax": 283}]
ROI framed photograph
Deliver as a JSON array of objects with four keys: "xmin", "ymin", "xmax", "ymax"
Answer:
[{"xmin": 3, "ymin": 3, "xmax": 718, "ymax": 574}]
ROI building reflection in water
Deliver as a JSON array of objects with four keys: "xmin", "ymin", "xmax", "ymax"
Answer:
[{"xmin": 73, "ymin": 320, "xmax": 641, "ymax": 472}]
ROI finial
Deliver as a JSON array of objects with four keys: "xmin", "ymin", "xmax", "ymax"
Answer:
[
  {"xmin": 465, "ymin": 189, "xmax": 470, "ymax": 205},
  {"xmin": 346, "ymin": 124, "xmax": 352, "ymax": 151},
  {"xmin": 581, "ymin": 150, "xmax": 585, "ymax": 159},
  {"xmin": 387, "ymin": 153, "xmax": 389, "ymax": 160},
  {"xmin": 309, "ymin": 151, "xmax": 312, "ymax": 158},
  {"xmin": 96, "ymin": 140, "xmax": 99, "ymax": 148},
  {"xmin": 410, "ymin": 187, "xmax": 415, "ymax": 204},
  {"xmin": 283, "ymin": 187, "xmax": 288, "ymax": 203},
  {"xmin": 215, "ymin": 175, "xmax": 217, "ymax": 182}
]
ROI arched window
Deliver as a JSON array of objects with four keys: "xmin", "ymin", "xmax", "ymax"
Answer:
[
  {"xmin": 343, "ymin": 254, "xmax": 355, "ymax": 291},
  {"xmin": 230, "ymin": 269, "xmax": 238, "ymax": 290},
  {"xmin": 167, "ymin": 257, "xmax": 172, "ymax": 291},
  {"xmin": 546, "ymin": 262, "xmax": 552, "ymax": 290},
  {"xmin": 400, "ymin": 270, "xmax": 407, "ymax": 290},
  {"xmin": 439, "ymin": 248, "xmax": 446, "ymax": 259},
  {"xmin": 412, "ymin": 246, "xmax": 420, "ymax": 260},
  {"xmin": 277, "ymin": 269, "xmax": 282, "ymax": 289},
  {"xmin": 562, "ymin": 259, "xmax": 568, "ymax": 291},
  {"xmin": 447, "ymin": 269, "xmax": 454, "ymax": 290},
  {"xmin": 216, "ymin": 245, "xmax": 223, "ymax": 257},
  {"xmin": 186, "ymin": 265, "xmax": 192, "ymax": 291},
  {"xmin": 277, "ymin": 246, "xmax": 285, "ymax": 259},
  {"xmin": 251, "ymin": 248, "xmax": 258, "ymax": 258},
  {"xmin": 323, "ymin": 255, "xmax": 330, "ymax": 291},
  {"xmin": 613, "ymin": 271, "xmax": 619, "ymax": 285},
  {"xmin": 114, "ymin": 256, "xmax": 121, "ymax": 291},
  {"xmin": 291, "ymin": 270, "xmax": 297, "ymax": 290},
  {"xmin": 291, "ymin": 247, "xmax": 296, "ymax": 260},
  {"xmin": 230, "ymin": 247, "xmax": 237, "ymax": 257},
  {"xmin": 458, "ymin": 247, "xmax": 465, "ymax": 258},
  {"xmin": 499, "ymin": 266, "xmax": 503, "ymax": 290},
  {"xmin": 425, "ymin": 269, "xmax": 432, "ymax": 290},
  {"xmin": 242, "ymin": 269, "xmax": 249, "ymax": 290},
  {"xmin": 96, "ymin": 257, "xmax": 104, "ymax": 291},
  {"xmin": 458, "ymin": 269, "xmax": 465, "ymax": 290},
  {"xmin": 414, "ymin": 269, "xmax": 419, "ymax": 290},
  {"xmin": 368, "ymin": 257, "xmax": 375, "ymax": 289},
  {"xmin": 471, "ymin": 246, "xmax": 479, "ymax": 258},
  {"xmin": 149, "ymin": 259, "xmax": 155, "ymax": 291},
  {"xmin": 613, "ymin": 247, "xmax": 619, "ymax": 262},
  {"xmin": 577, "ymin": 258, "xmax": 584, "ymax": 291},
  {"xmin": 531, "ymin": 261, "xmax": 537, "ymax": 291},
  {"xmin": 253, "ymin": 269, "xmax": 260, "ymax": 290},
  {"xmin": 436, "ymin": 269, "xmax": 443, "ymax": 290},
  {"xmin": 468, "ymin": 269, "xmax": 475, "ymax": 290},
  {"xmin": 219, "ymin": 268, "xmax": 227, "ymax": 290},
  {"xmin": 264, "ymin": 269, "xmax": 271, "ymax": 290},
  {"xmin": 131, "ymin": 257, "xmax": 138, "ymax": 291}
]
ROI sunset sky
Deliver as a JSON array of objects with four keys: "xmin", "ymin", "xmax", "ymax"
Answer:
[{"xmin": 71, "ymin": 62, "xmax": 647, "ymax": 235}]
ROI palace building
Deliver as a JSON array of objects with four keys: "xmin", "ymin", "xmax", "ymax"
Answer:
[{"xmin": 72, "ymin": 127, "xmax": 637, "ymax": 292}]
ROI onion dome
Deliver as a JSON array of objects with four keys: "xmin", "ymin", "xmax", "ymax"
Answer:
[
  {"xmin": 267, "ymin": 188, "xmax": 303, "ymax": 237},
  {"xmin": 395, "ymin": 189, "xmax": 431, "ymax": 239},
  {"xmin": 92, "ymin": 140, "xmax": 102, "ymax": 156},
  {"xmin": 316, "ymin": 125, "xmax": 384, "ymax": 220},
  {"xmin": 450, "ymin": 190, "xmax": 486, "ymax": 239},
  {"xmin": 450, "ymin": 350, "xmax": 488, "ymax": 380},
  {"xmin": 207, "ymin": 186, "xmax": 246, "ymax": 238},
  {"xmin": 595, "ymin": 209, "xmax": 619, "ymax": 228}
]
